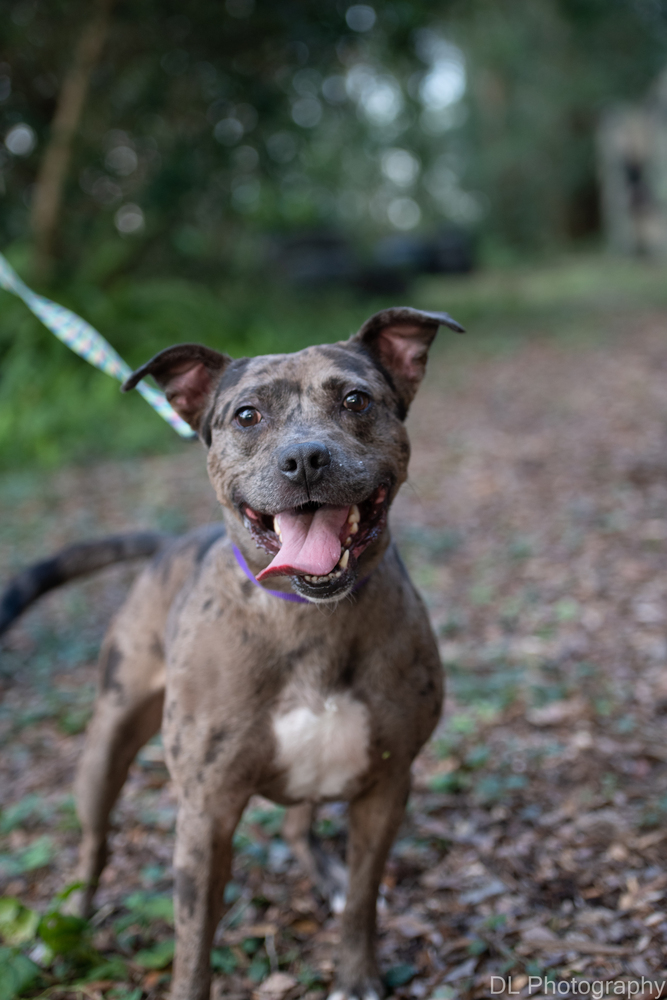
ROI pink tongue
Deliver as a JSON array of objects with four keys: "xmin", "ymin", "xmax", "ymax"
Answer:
[{"xmin": 256, "ymin": 505, "xmax": 350, "ymax": 580}]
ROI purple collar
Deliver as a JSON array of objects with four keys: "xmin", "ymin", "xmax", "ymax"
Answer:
[
  {"xmin": 233, "ymin": 544, "xmax": 310, "ymax": 603},
  {"xmin": 232, "ymin": 544, "xmax": 372, "ymax": 603}
]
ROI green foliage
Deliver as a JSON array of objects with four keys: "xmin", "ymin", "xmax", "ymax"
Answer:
[
  {"xmin": 449, "ymin": 661, "xmax": 522, "ymax": 711},
  {"xmin": 2, "ymin": 251, "xmax": 667, "ymax": 470},
  {"xmin": 0, "ymin": 885, "xmax": 188, "ymax": 995},
  {"xmin": 0, "ymin": 274, "xmax": 381, "ymax": 470},
  {"xmin": 0, "ymin": 883, "xmax": 255, "ymax": 994},
  {"xmin": 465, "ymin": 744, "xmax": 491, "ymax": 769},
  {"xmin": 2, "ymin": 0, "xmax": 666, "ymax": 287},
  {"xmin": 0, "ymin": 899, "xmax": 40, "ymax": 947},
  {"xmin": 0, "ymin": 947, "xmax": 41, "ymax": 1000},
  {"xmin": 483, "ymin": 913, "xmax": 507, "ymax": 932},
  {"xmin": 458, "ymin": 0, "xmax": 667, "ymax": 251},
  {"xmin": 122, "ymin": 891, "xmax": 175, "ymax": 925},
  {"xmin": 0, "ymin": 836, "xmax": 55, "ymax": 878},
  {"xmin": 247, "ymin": 952, "xmax": 271, "ymax": 982},
  {"xmin": 384, "ymin": 962, "xmax": 418, "ymax": 988},
  {"xmin": 38, "ymin": 910, "xmax": 92, "ymax": 961},
  {"xmin": 428, "ymin": 770, "xmax": 471, "ymax": 794},
  {"xmin": 297, "ymin": 963, "xmax": 325, "ymax": 988},
  {"xmin": 243, "ymin": 804, "xmax": 286, "ymax": 837},
  {"xmin": 113, "ymin": 891, "xmax": 174, "ymax": 934},
  {"xmin": 396, "ymin": 525, "xmax": 463, "ymax": 565},
  {"xmin": 0, "ymin": 678, "xmax": 96, "ymax": 742},
  {"xmin": 314, "ymin": 813, "xmax": 346, "ymax": 838},
  {"xmin": 639, "ymin": 794, "xmax": 667, "ymax": 830},
  {"xmin": 0, "ymin": 887, "xmax": 104, "ymax": 998},
  {"xmin": 242, "ymin": 936, "xmax": 262, "ymax": 955},
  {"xmin": 223, "ymin": 881, "xmax": 243, "ymax": 905},
  {"xmin": 80, "ymin": 956, "xmax": 129, "ymax": 982},
  {"xmin": 211, "ymin": 946, "xmax": 239, "ymax": 974},
  {"xmin": 0, "ymin": 0, "xmax": 449, "ymax": 278},
  {"xmin": 0, "ymin": 795, "xmax": 79, "ymax": 845},
  {"xmin": 474, "ymin": 772, "xmax": 528, "ymax": 803},
  {"xmin": 0, "ymin": 795, "xmax": 51, "ymax": 835},
  {"xmin": 132, "ymin": 938, "xmax": 175, "ymax": 969}
]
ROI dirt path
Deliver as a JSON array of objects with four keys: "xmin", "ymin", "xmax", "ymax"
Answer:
[{"xmin": 2, "ymin": 319, "xmax": 667, "ymax": 997}]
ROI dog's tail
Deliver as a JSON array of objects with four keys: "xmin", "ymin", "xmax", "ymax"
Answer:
[{"xmin": 0, "ymin": 532, "xmax": 166, "ymax": 637}]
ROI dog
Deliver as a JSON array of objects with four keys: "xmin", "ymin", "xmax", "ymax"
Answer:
[{"xmin": 0, "ymin": 306, "xmax": 463, "ymax": 1000}]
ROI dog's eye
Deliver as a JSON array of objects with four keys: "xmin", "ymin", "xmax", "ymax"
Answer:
[
  {"xmin": 343, "ymin": 391, "xmax": 371, "ymax": 413},
  {"xmin": 235, "ymin": 406, "xmax": 261, "ymax": 427}
]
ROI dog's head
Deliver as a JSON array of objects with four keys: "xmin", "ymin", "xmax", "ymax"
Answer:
[{"xmin": 123, "ymin": 307, "xmax": 463, "ymax": 602}]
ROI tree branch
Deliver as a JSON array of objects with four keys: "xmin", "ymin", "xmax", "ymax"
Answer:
[{"xmin": 30, "ymin": 0, "xmax": 115, "ymax": 279}]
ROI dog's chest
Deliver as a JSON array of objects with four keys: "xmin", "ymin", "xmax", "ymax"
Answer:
[{"xmin": 271, "ymin": 689, "xmax": 370, "ymax": 802}]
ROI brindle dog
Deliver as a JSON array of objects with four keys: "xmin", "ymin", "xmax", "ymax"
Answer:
[{"xmin": 1, "ymin": 307, "xmax": 463, "ymax": 1000}]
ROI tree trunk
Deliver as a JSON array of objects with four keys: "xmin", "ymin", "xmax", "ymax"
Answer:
[{"xmin": 31, "ymin": 0, "xmax": 114, "ymax": 280}]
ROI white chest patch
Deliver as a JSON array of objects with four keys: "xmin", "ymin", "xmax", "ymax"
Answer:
[{"xmin": 272, "ymin": 692, "xmax": 370, "ymax": 801}]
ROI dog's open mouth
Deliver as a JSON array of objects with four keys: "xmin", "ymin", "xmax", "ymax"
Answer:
[{"xmin": 241, "ymin": 485, "xmax": 389, "ymax": 596}]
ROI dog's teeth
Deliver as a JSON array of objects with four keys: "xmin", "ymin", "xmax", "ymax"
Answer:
[
  {"xmin": 302, "ymin": 567, "xmax": 349, "ymax": 585},
  {"xmin": 349, "ymin": 522, "xmax": 358, "ymax": 534},
  {"xmin": 349, "ymin": 504, "xmax": 360, "ymax": 525},
  {"xmin": 345, "ymin": 536, "xmax": 352, "ymax": 547},
  {"xmin": 302, "ymin": 564, "xmax": 354, "ymax": 585}
]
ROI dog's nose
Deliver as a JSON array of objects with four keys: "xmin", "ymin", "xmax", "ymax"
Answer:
[{"xmin": 278, "ymin": 441, "xmax": 331, "ymax": 487}]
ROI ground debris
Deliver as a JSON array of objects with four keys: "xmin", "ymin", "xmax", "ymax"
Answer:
[{"xmin": 3, "ymin": 324, "xmax": 667, "ymax": 995}]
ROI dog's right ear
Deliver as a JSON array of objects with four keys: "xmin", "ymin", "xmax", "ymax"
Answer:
[
  {"xmin": 122, "ymin": 343, "xmax": 232, "ymax": 433},
  {"xmin": 349, "ymin": 306, "xmax": 464, "ymax": 416}
]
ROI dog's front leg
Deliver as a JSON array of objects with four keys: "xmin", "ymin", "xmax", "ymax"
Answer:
[
  {"xmin": 332, "ymin": 773, "xmax": 411, "ymax": 1000},
  {"xmin": 171, "ymin": 795, "xmax": 248, "ymax": 1000}
]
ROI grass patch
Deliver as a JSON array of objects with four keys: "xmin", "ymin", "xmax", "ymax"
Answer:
[
  {"xmin": 2, "ymin": 251, "xmax": 667, "ymax": 470},
  {"xmin": 0, "ymin": 270, "xmax": 384, "ymax": 471}
]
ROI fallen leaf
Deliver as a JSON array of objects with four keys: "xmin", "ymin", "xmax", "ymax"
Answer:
[
  {"xmin": 290, "ymin": 918, "xmax": 319, "ymax": 935},
  {"xmin": 385, "ymin": 914, "xmax": 435, "ymax": 938},
  {"xmin": 459, "ymin": 878, "xmax": 507, "ymax": 905},
  {"xmin": 443, "ymin": 957, "xmax": 477, "ymax": 982},
  {"xmin": 563, "ymin": 934, "xmax": 630, "ymax": 956},
  {"xmin": 254, "ymin": 971, "xmax": 298, "ymax": 1000},
  {"xmin": 226, "ymin": 922, "xmax": 279, "ymax": 943},
  {"xmin": 527, "ymin": 697, "xmax": 586, "ymax": 727},
  {"xmin": 517, "ymin": 925, "xmax": 560, "ymax": 954},
  {"xmin": 142, "ymin": 969, "xmax": 165, "ymax": 989}
]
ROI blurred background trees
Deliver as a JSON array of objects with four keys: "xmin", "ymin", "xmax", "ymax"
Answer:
[
  {"xmin": 2, "ymin": 0, "xmax": 667, "ymax": 281},
  {"xmin": 1, "ymin": 0, "xmax": 667, "ymax": 467}
]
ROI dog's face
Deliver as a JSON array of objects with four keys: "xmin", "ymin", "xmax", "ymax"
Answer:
[{"xmin": 124, "ymin": 307, "xmax": 463, "ymax": 602}]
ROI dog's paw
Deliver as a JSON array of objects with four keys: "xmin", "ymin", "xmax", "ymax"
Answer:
[
  {"xmin": 327, "ymin": 992, "xmax": 382, "ymax": 1000},
  {"xmin": 327, "ymin": 978, "xmax": 384, "ymax": 1000},
  {"xmin": 331, "ymin": 889, "xmax": 346, "ymax": 914}
]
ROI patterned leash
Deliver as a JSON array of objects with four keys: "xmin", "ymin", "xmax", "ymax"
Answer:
[{"xmin": 0, "ymin": 251, "xmax": 194, "ymax": 438}]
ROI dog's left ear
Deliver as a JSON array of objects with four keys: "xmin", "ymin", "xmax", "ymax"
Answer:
[
  {"xmin": 122, "ymin": 343, "xmax": 232, "ymax": 433},
  {"xmin": 350, "ymin": 307, "xmax": 464, "ymax": 414}
]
